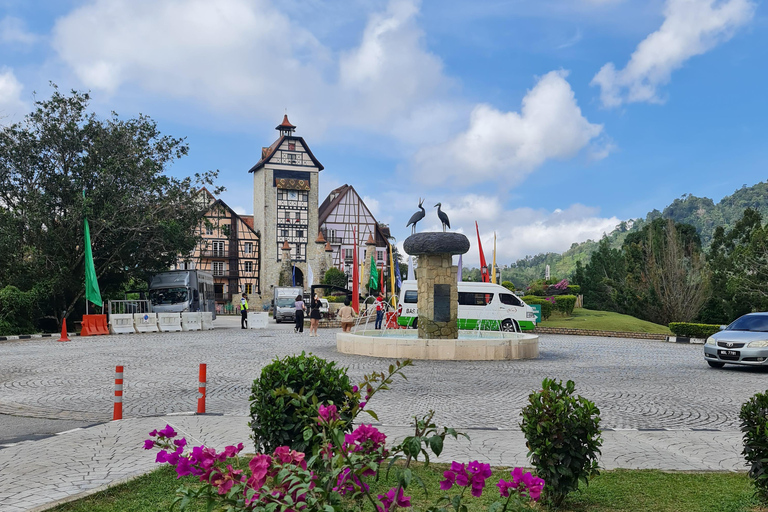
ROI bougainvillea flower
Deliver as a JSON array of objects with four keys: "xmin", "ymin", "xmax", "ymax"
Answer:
[
  {"xmin": 148, "ymin": 429, "xmax": 158, "ymax": 437},
  {"xmin": 223, "ymin": 443, "xmax": 244, "ymax": 458},
  {"xmin": 499, "ymin": 468, "xmax": 545, "ymax": 501},
  {"xmin": 155, "ymin": 450, "xmax": 169, "ymax": 463},
  {"xmin": 439, "ymin": 469, "xmax": 456, "ymax": 490},
  {"xmin": 352, "ymin": 385, "xmax": 359, "ymax": 393},
  {"xmin": 377, "ymin": 486, "xmax": 411, "ymax": 512},
  {"xmin": 317, "ymin": 404, "xmax": 339, "ymax": 424},
  {"xmin": 274, "ymin": 446, "xmax": 294, "ymax": 464},
  {"xmin": 175, "ymin": 456, "xmax": 193, "ymax": 478},
  {"xmin": 173, "ymin": 438, "xmax": 187, "ymax": 450},
  {"xmin": 158, "ymin": 424, "xmax": 177, "ymax": 438},
  {"xmin": 143, "ymin": 439, "xmax": 155, "ymax": 450}
]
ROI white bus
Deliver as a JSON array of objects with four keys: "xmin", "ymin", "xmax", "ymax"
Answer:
[{"xmin": 397, "ymin": 280, "xmax": 536, "ymax": 332}]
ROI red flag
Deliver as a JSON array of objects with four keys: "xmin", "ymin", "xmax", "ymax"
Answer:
[
  {"xmin": 352, "ymin": 228, "xmax": 359, "ymax": 313},
  {"xmin": 476, "ymin": 221, "xmax": 490, "ymax": 283},
  {"xmin": 379, "ymin": 263, "xmax": 384, "ymax": 293}
]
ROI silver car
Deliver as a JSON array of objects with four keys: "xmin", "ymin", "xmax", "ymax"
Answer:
[{"xmin": 704, "ymin": 312, "xmax": 768, "ymax": 368}]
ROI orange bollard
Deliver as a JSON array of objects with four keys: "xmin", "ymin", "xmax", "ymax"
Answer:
[
  {"xmin": 197, "ymin": 364, "xmax": 206, "ymax": 414},
  {"xmin": 113, "ymin": 366, "xmax": 123, "ymax": 420},
  {"xmin": 58, "ymin": 318, "xmax": 71, "ymax": 342}
]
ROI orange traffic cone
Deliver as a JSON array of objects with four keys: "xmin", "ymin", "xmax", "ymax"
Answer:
[{"xmin": 58, "ymin": 318, "xmax": 71, "ymax": 342}]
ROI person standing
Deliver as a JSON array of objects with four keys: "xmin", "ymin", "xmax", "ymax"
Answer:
[
  {"xmin": 240, "ymin": 293, "xmax": 248, "ymax": 329},
  {"xmin": 339, "ymin": 298, "xmax": 356, "ymax": 333},
  {"xmin": 294, "ymin": 294, "xmax": 306, "ymax": 333},
  {"xmin": 374, "ymin": 292, "xmax": 385, "ymax": 329},
  {"xmin": 309, "ymin": 294, "xmax": 322, "ymax": 336}
]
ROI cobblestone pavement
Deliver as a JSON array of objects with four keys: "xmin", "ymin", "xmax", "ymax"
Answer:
[{"xmin": 0, "ymin": 324, "xmax": 765, "ymax": 510}]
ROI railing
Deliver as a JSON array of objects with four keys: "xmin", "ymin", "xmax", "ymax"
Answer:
[
  {"xmin": 214, "ymin": 293, "xmax": 233, "ymax": 302},
  {"xmin": 327, "ymin": 236, "xmax": 344, "ymax": 245},
  {"xmin": 212, "ymin": 270, "xmax": 239, "ymax": 278},
  {"xmin": 108, "ymin": 300, "xmax": 152, "ymax": 315},
  {"xmin": 201, "ymin": 249, "xmax": 228, "ymax": 258}
]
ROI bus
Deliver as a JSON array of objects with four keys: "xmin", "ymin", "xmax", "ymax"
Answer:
[
  {"xmin": 149, "ymin": 270, "xmax": 216, "ymax": 318},
  {"xmin": 397, "ymin": 280, "xmax": 536, "ymax": 331}
]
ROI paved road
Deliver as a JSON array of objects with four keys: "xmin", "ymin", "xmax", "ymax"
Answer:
[{"xmin": 0, "ymin": 323, "xmax": 766, "ymax": 431}]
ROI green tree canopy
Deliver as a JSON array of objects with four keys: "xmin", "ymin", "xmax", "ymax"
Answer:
[{"xmin": 0, "ymin": 86, "xmax": 219, "ymax": 326}]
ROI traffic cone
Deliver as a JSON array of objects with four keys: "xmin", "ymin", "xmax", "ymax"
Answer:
[{"xmin": 58, "ymin": 318, "xmax": 71, "ymax": 342}]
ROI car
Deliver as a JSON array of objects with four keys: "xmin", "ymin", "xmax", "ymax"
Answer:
[{"xmin": 704, "ymin": 312, "xmax": 768, "ymax": 368}]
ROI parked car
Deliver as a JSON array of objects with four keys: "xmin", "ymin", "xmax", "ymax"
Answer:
[{"xmin": 704, "ymin": 312, "xmax": 768, "ymax": 368}]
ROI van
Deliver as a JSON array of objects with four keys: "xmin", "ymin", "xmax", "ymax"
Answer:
[
  {"xmin": 149, "ymin": 270, "xmax": 216, "ymax": 318},
  {"xmin": 396, "ymin": 280, "xmax": 536, "ymax": 331},
  {"xmin": 273, "ymin": 286, "xmax": 303, "ymax": 323}
]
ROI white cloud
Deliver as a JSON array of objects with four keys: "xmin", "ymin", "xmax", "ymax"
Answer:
[
  {"xmin": 592, "ymin": 0, "xmax": 755, "ymax": 107},
  {"xmin": 401, "ymin": 194, "xmax": 620, "ymax": 265},
  {"xmin": 0, "ymin": 16, "xmax": 38, "ymax": 44},
  {"xmin": 0, "ymin": 68, "xmax": 27, "ymax": 122},
  {"xmin": 411, "ymin": 70, "xmax": 605, "ymax": 186}
]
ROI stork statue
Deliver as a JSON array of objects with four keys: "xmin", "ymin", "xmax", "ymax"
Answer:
[
  {"xmin": 406, "ymin": 198, "xmax": 426, "ymax": 234},
  {"xmin": 435, "ymin": 203, "xmax": 450, "ymax": 232}
]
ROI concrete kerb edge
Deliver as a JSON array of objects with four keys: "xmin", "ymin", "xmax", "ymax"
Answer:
[{"xmin": 27, "ymin": 469, "xmax": 152, "ymax": 512}]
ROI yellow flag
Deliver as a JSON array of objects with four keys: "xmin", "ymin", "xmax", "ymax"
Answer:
[
  {"xmin": 389, "ymin": 244, "xmax": 396, "ymax": 305},
  {"xmin": 491, "ymin": 232, "xmax": 497, "ymax": 284}
]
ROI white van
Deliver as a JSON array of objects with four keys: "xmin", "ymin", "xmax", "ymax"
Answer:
[{"xmin": 396, "ymin": 280, "xmax": 536, "ymax": 331}]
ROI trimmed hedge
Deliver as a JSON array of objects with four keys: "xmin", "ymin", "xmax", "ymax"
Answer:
[
  {"xmin": 668, "ymin": 322, "xmax": 722, "ymax": 339},
  {"xmin": 521, "ymin": 296, "xmax": 553, "ymax": 321},
  {"xmin": 566, "ymin": 284, "xmax": 581, "ymax": 295},
  {"xmin": 554, "ymin": 295, "xmax": 577, "ymax": 316}
]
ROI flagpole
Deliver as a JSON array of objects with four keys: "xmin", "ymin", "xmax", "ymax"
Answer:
[{"xmin": 492, "ymin": 232, "xmax": 497, "ymax": 284}]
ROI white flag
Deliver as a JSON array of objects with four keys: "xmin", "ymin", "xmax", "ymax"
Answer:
[
  {"xmin": 307, "ymin": 262, "xmax": 314, "ymax": 288},
  {"xmin": 457, "ymin": 254, "xmax": 462, "ymax": 283},
  {"xmin": 407, "ymin": 256, "xmax": 415, "ymax": 281}
]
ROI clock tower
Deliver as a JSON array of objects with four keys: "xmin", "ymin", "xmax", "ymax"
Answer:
[{"xmin": 249, "ymin": 116, "xmax": 325, "ymax": 304}]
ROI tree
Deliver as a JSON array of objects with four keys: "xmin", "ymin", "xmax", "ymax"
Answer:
[
  {"xmin": 580, "ymin": 237, "xmax": 626, "ymax": 312},
  {"xmin": 0, "ymin": 86, "xmax": 218, "ymax": 327},
  {"xmin": 322, "ymin": 267, "xmax": 348, "ymax": 290}
]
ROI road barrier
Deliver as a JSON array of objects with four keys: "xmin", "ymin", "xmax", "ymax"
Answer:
[
  {"xmin": 201, "ymin": 312, "xmax": 215, "ymax": 330},
  {"xmin": 133, "ymin": 313, "xmax": 159, "ymax": 333},
  {"xmin": 109, "ymin": 314, "xmax": 136, "ymax": 334},
  {"xmin": 181, "ymin": 312, "xmax": 202, "ymax": 331},
  {"xmin": 81, "ymin": 314, "xmax": 109, "ymax": 336},
  {"xmin": 247, "ymin": 312, "xmax": 269, "ymax": 329},
  {"xmin": 197, "ymin": 363, "xmax": 206, "ymax": 414},
  {"xmin": 157, "ymin": 313, "xmax": 182, "ymax": 332},
  {"xmin": 113, "ymin": 366, "xmax": 123, "ymax": 420}
]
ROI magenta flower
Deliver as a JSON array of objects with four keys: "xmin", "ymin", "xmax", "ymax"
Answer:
[
  {"xmin": 223, "ymin": 443, "xmax": 244, "ymax": 458},
  {"xmin": 175, "ymin": 456, "xmax": 193, "ymax": 478},
  {"xmin": 143, "ymin": 439, "xmax": 155, "ymax": 450},
  {"xmin": 158, "ymin": 424, "xmax": 177, "ymax": 438},
  {"xmin": 317, "ymin": 404, "xmax": 339, "ymax": 424},
  {"xmin": 333, "ymin": 467, "xmax": 370, "ymax": 495},
  {"xmin": 352, "ymin": 385, "xmax": 359, "ymax": 393},
  {"xmin": 173, "ymin": 438, "xmax": 187, "ymax": 450},
  {"xmin": 377, "ymin": 486, "xmax": 411, "ymax": 512},
  {"xmin": 148, "ymin": 429, "xmax": 158, "ymax": 437},
  {"xmin": 498, "ymin": 468, "xmax": 545, "ymax": 502},
  {"xmin": 440, "ymin": 461, "xmax": 491, "ymax": 496}
]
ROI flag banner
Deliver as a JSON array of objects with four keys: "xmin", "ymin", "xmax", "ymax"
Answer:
[
  {"xmin": 389, "ymin": 245, "xmax": 397, "ymax": 299},
  {"xmin": 476, "ymin": 221, "xmax": 490, "ymax": 283},
  {"xmin": 394, "ymin": 253, "xmax": 403, "ymax": 288},
  {"xmin": 307, "ymin": 263, "xmax": 314, "ymax": 290},
  {"xmin": 407, "ymin": 256, "xmax": 415, "ymax": 281},
  {"xmin": 292, "ymin": 264, "xmax": 296, "ymax": 287},
  {"xmin": 369, "ymin": 255, "xmax": 379, "ymax": 290},
  {"xmin": 84, "ymin": 215, "xmax": 102, "ymax": 308},
  {"xmin": 492, "ymin": 231, "xmax": 497, "ymax": 284},
  {"xmin": 352, "ymin": 227, "xmax": 359, "ymax": 313},
  {"xmin": 457, "ymin": 254, "xmax": 463, "ymax": 283}
]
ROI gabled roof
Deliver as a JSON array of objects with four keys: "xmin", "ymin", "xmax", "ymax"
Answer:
[
  {"xmin": 205, "ymin": 199, "xmax": 259, "ymax": 238},
  {"xmin": 247, "ymin": 135, "xmax": 324, "ymax": 173},
  {"xmin": 318, "ymin": 184, "xmax": 390, "ymax": 246}
]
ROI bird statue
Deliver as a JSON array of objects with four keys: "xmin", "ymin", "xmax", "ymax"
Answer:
[
  {"xmin": 435, "ymin": 203, "xmax": 450, "ymax": 232},
  {"xmin": 406, "ymin": 198, "xmax": 426, "ymax": 234}
]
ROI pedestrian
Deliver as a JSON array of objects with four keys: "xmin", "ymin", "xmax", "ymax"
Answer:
[
  {"xmin": 339, "ymin": 298, "xmax": 356, "ymax": 332},
  {"xmin": 294, "ymin": 294, "xmax": 306, "ymax": 333},
  {"xmin": 309, "ymin": 294, "xmax": 322, "ymax": 336},
  {"xmin": 240, "ymin": 293, "xmax": 248, "ymax": 329},
  {"xmin": 374, "ymin": 292, "xmax": 385, "ymax": 329}
]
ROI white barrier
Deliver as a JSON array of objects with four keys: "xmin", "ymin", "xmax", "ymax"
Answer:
[
  {"xmin": 181, "ymin": 312, "xmax": 202, "ymax": 331},
  {"xmin": 109, "ymin": 314, "xmax": 136, "ymax": 334},
  {"xmin": 157, "ymin": 313, "xmax": 182, "ymax": 332},
  {"xmin": 248, "ymin": 312, "xmax": 269, "ymax": 329},
  {"xmin": 201, "ymin": 312, "xmax": 215, "ymax": 330},
  {"xmin": 133, "ymin": 313, "xmax": 159, "ymax": 333}
]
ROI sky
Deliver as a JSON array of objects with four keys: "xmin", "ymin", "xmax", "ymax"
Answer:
[{"xmin": 1, "ymin": 0, "xmax": 766, "ymax": 267}]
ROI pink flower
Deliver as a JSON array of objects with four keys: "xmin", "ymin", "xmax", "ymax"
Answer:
[
  {"xmin": 158, "ymin": 424, "xmax": 177, "ymax": 438},
  {"xmin": 143, "ymin": 439, "xmax": 155, "ymax": 450},
  {"xmin": 377, "ymin": 486, "xmax": 411, "ymax": 512},
  {"xmin": 223, "ymin": 443, "xmax": 243, "ymax": 458},
  {"xmin": 317, "ymin": 404, "xmax": 339, "ymax": 424},
  {"xmin": 352, "ymin": 385, "xmax": 359, "ymax": 393},
  {"xmin": 498, "ymin": 468, "xmax": 545, "ymax": 502}
]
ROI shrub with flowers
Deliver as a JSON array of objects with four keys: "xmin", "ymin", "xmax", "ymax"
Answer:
[{"xmin": 144, "ymin": 359, "xmax": 545, "ymax": 511}]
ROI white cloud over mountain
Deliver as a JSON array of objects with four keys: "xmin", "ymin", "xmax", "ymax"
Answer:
[{"xmin": 592, "ymin": 0, "xmax": 755, "ymax": 107}]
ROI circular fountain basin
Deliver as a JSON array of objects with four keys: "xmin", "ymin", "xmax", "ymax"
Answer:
[{"xmin": 336, "ymin": 330, "xmax": 539, "ymax": 361}]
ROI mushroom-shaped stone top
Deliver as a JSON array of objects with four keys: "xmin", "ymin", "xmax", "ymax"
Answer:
[{"xmin": 403, "ymin": 232, "xmax": 470, "ymax": 256}]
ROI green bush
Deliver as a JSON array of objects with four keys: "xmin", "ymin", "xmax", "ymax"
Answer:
[
  {"xmin": 0, "ymin": 285, "xmax": 38, "ymax": 336},
  {"xmin": 521, "ymin": 296, "xmax": 553, "ymax": 320},
  {"xmin": 324, "ymin": 295, "xmax": 348, "ymax": 303},
  {"xmin": 741, "ymin": 390, "xmax": 768, "ymax": 504},
  {"xmin": 249, "ymin": 352, "xmax": 356, "ymax": 454},
  {"xmin": 501, "ymin": 281, "xmax": 515, "ymax": 292},
  {"xmin": 566, "ymin": 284, "xmax": 581, "ymax": 295},
  {"xmin": 323, "ymin": 267, "xmax": 348, "ymax": 290},
  {"xmin": 668, "ymin": 322, "xmax": 721, "ymax": 339},
  {"xmin": 520, "ymin": 378, "xmax": 602, "ymax": 507},
  {"xmin": 554, "ymin": 295, "xmax": 577, "ymax": 316}
]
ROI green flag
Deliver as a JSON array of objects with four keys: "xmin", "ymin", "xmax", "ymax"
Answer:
[
  {"xmin": 83, "ymin": 192, "xmax": 102, "ymax": 307},
  {"xmin": 369, "ymin": 254, "xmax": 379, "ymax": 290}
]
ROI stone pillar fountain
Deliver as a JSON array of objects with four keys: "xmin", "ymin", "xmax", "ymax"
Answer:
[{"xmin": 403, "ymin": 232, "xmax": 470, "ymax": 340}]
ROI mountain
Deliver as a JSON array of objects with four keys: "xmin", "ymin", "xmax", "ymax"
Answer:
[{"xmin": 497, "ymin": 181, "xmax": 768, "ymax": 288}]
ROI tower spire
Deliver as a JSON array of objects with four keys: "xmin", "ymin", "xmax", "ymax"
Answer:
[{"xmin": 276, "ymin": 114, "xmax": 296, "ymax": 136}]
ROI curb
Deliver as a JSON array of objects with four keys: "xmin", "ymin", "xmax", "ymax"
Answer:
[
  {"xmin": 665, "ymin": 336, "xmax": 706, "ymax": 345},
  {"xmin": 533, "ymin": 327, "xmax": 668, "ymax": 341},
  {"xmin": 0, "ymin": 333, "xmax": 70, "ymax": 342}
]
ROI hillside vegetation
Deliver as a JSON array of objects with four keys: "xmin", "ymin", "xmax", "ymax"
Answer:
[{"xmin": 538, "ymin": 309, "xmax": 672, "ymax": 335}]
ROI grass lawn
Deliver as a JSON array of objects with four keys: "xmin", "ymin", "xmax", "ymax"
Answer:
[
  {"xmin": 539, "ymin": 308, "xmax": 672, "ymax": 335},
  {"xmin": 51, "ymin": 461, "xmax": 761, "ymax": 512}
]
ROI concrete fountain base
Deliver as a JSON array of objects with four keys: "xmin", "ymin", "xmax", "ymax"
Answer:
[{"xmin": 336, "ymin": 330, "xmax": 539, "ymax": 361}]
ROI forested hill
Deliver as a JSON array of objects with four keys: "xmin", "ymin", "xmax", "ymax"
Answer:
[{"xmin": 499, "ymin": 180, "xmax": 768, "ymax": 288}]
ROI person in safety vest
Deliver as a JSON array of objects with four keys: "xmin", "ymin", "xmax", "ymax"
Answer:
[{"xmin": 240, "ymin": 293, "xmax": 248, "ymax": 329}]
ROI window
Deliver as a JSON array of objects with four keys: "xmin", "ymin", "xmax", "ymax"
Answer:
[
  {"xmin": 404, "ymin": 290, "xmax": 418, "ymax": 304},
  {"xmin": 281, "ymin": 229, "xmax": 289, "ymax": 238},
  {"xmin": 377, "ymin": 250, "xmax": 384, "ymax": 261},
  {"xmin": 205, "ymin": 224, "xmax": 213, "ymax": 236},
  {"xmin": 212, "ymin": 241, "xmax": 225, "ymax": 257},
  {"xmin": 245, "ymin": 283, "xmax": 253, "ymax": 294},
  {"xmin": 244, "ymin": 242, "xmax": 253, "ymax": 254},
  {"xmin": 244, "ymin": 261, "xmax": 253, "ymax": 272},
  {"xmin": 344, "ymin": 248, "xmax": 353, "ymax": 260},
  {"xmin": 212, "ymin": 261, "xmax": 224, "ymax": 276},
  {"xmin": 499, "ymin": 293, "xmax": 522, "ymax": 307},
  {"xmin": 458, "ymin": 292, "xmax": 493, "ymax": 306},
  {"xmin": 297, "ymin": 230, "xmax": 303, "ymax": 238}
]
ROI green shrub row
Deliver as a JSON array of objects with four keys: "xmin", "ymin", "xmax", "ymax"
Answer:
[
  {"xmin": 555, "ymin": 295, "xmax": 577, "ymax": 316},
  {"xmin": 521, "ymin": 296, "xmax": 553, "ymax": 320},
  {"xmin": 668, "ymin": 322, "xmax": 721, "ymax": 339},
  {"xmin": 566, "ymin": 284, "xmax": 581, "ymax": 295}
]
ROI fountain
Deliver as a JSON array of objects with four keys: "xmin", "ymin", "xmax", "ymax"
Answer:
[{"xmin": 336, "ymin": 228, "xmax": 539, "ymax": 360}]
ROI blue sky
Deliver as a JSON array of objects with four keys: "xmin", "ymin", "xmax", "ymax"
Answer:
[{"xmin": 1, "ymin": 0, "xmax": 765, "ymax": 266}]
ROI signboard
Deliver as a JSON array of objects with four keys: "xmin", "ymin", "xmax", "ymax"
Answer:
[
  {"xmin": 530, "ymin": 304, "xmax": 542, "ymax": 323},
  {"xmin": 434, "ymin": 284, "xmax": 451, "ymax": 322}
]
